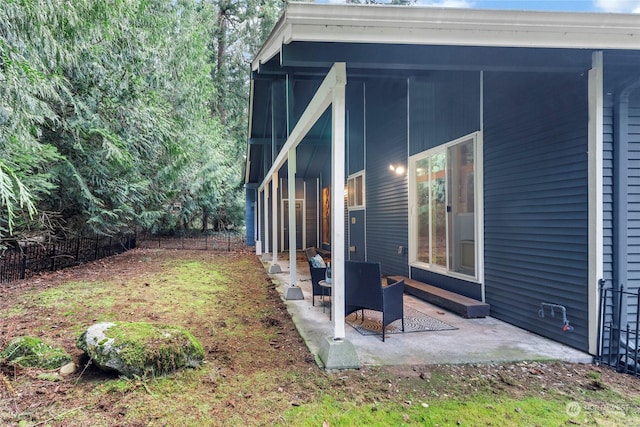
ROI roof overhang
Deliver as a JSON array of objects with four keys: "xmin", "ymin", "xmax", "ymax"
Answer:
[{"xmin": 252, "ymin": 3, "xmax": 640, "ymax": 71}]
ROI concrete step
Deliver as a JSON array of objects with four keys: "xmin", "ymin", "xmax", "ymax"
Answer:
[{"xmin": 388, "ymin": 275, "xmax": 490, "ymax": 319}]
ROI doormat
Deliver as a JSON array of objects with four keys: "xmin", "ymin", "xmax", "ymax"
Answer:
[{"xmin": 346, "ymin": 306, "xmax": 457, "ymax": 337}]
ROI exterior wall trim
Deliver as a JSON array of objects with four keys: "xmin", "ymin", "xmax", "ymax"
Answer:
[{"xmin": 588, "ymin": 51, "xmax": 604, "ymax": 355}]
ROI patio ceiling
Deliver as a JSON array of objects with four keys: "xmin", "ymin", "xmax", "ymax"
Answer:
[{"xmin": 246, "ymin": 78, "xmax": 332, "ymax": 185}]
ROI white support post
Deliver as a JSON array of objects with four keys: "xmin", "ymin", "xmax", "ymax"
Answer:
[
  {"xmin": 256, "ymin": 189, "xmax": 262, "ymax": 256},
  {"xmin": 318, "ymin": 63, "xmax": 358, "ymax": 369},
  {"xmin": 263, "ymin": 183, "xmax": 270, "ymax": 261},
  {"xmin": 330, "ymin": 64, "xmax": 347, "ymax": 339},
  {"xmin": 285, "ymin": 149, "xmax": 303, "ymax": 299},
  {"xmin": 253, "ymin": 62, "xmax": 357, "ymax": 367},
  {"xmin": 269, "ymin": 172, "xmax": 282, "ymax": 273}
]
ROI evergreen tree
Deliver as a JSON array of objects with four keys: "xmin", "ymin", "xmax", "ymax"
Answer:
[{"xmin": 1, "ymin": 0, "xmax": 282, "ymax": 245}]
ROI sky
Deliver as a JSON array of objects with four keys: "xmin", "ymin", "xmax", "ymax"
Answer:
[{"xmin": 415, "ymin": 0, "xmax": 640, "ymax": 13}]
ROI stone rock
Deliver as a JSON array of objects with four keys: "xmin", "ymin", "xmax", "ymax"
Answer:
[
  {"xmin": 59, "ymin": 361, "xmax": 77, "ymax": 376},
  {"xmin": 0, "ymin": 336, "xmax": 71, "ymax": 370},
  {"xmin": 76, "ymin": 321, "xmax": 205, "ymax": 377}
]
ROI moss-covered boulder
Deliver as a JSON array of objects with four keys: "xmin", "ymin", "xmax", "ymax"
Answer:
[
  {"xmin": 76, "ymin": 321, "xmax": 205, "ymax": 377},
  {"xmin": 1, "ymin": 336, "xmax": 71, "ymax": 369}
]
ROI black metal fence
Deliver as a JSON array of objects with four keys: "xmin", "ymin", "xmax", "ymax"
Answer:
[
  {"xmin": 0, "ymin": 233, "xmax": 136, "ymax": 285},
  {"xmin": 597, "ymin": 282, "xmax": 640, "ymax": 377},
  {"xmin": 136, "ymin": 232, "xmax": 247, "ymax": 252}
]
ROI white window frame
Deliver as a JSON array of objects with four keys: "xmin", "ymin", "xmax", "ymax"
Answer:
[
  {"xmin": 408, "ymin": 131, "xmax": 483, "ymax": 283},
  {"xmin": 347, "ymin": 171, "xmax": 365, "ymax": 210}
]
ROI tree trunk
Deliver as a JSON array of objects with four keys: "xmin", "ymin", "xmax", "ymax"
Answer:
[
  {"xmin": 213, "ymin": 6, "xmax": 228, "ymax": 124},
  {"xmin": 202, "ymin": 209, "xmax": 209, "ymax": 232}
]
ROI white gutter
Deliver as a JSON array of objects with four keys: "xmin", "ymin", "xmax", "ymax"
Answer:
[{"xmin": 252, "ymin": 3, "xmax": 640, "ymax": 71}]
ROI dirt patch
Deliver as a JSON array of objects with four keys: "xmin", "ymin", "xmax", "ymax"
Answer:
[{"xmin": 1, "ymin": 249, "xmax": 639, "ymax": 426}]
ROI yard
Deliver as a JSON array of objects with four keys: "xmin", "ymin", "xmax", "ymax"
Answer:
[{"xmin": 1, "ymin": 249, "xmax": 639, "ymax": 426}]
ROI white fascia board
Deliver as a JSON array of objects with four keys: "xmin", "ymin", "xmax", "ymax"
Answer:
[{"xmin": 252, "ymin": 3, "xmax": 640, "ymax": 70}]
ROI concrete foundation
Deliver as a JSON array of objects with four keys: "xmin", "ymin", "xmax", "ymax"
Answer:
[
  {"xmin": 268, "ymin": 263, "xmax": 281, "ymax": 274},
  {"xmin": 318, "ymin": 337, "xmax": 360, "ymax": 370},
  {"xmin": 284, "ymin": 286, "xmax": 304, "ymax": 300}
]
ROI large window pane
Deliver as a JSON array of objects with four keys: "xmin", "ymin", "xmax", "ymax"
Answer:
[
  {"xmin": 411, "ymin": 133, "xmax": 478, "ymax": 280},
  {"xmin": 431, "ymin": 151, "xmax": 447, "ymax": 268},
  {"xmin": 347, "ymin": 173, "xmax": 365, "ymax": 209},
  {"xmin": 347, "ymin": 179, "xmax": 355, "ymax": 207},
  {"xmin": 416, "ymin": 158, "xmax": 430, "ymax": 263},
  {"xmin": 448, "ymin": 139, "xmax": 475, "ymax": 275}
]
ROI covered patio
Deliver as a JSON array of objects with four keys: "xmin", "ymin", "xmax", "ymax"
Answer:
[
  {"xmin": 245, "ymin": 3, "xmax": 640, "ymax": 370},
  {"xmin": 262, "ymin": 252, "xmax": 592, "ymax": 369}
]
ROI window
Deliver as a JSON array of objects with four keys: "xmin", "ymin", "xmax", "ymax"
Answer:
[
  {"xmin": 347, "ymin": 172, "xmax": 365, "ymax": 210},
  {"xmin": 410, "ymin": 132, "xmax": 480, "ymax": 279}
]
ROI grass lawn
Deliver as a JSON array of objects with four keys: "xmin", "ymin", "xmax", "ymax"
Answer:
[{"xmin": 1, "ymin": 248, "xmax": 639, "ymax": 426}]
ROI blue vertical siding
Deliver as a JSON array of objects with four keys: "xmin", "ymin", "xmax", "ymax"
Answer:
[
  {"xmin": 347, "ymin": 81, "xmax": 366, "ymax": 258},
  {"xmin": 272, "ymin": 79, "xmax": 288, "ymax": 152},
  {"xmin": 603, "ymin": 96, "xmax": 614, "ymax": 292},
  {"xmin": 409, "ymin": 72, "xmax": 480, "ymax": 155},
  {"xmin": 291, "ymin": 79, "xmax": 322, "ymax": 130},
  {"xmin": 407, "ymin": 71, "xmax": 482, "ymax": 298},
  {"xmin": 365, "ymin": 79, "xmax": 409, "ymax": 276},
  {"xmin": 245, "ymin": 188, "xmax": 256, "ymax": 246},
  {"xmin": 348, "ymin": 81, "xmax": 365, "ymax": 174},
  {"xmin": 484, "ymin": 72, "xmax": 590, "ymax": 351},
  {"xmin": 601, "ymin": 95, "xmax": 615, "ymax": 355},
  {"xmin": 305, "ymin": 180, "xmax": 318, "ymax": 249},
  {"xmin": 601, "ymin": 82, "xmax": 640, "ymax": 359},
  {"xmin": 627, "ymin": 90, "xmax": 640, "ymax": 325}
]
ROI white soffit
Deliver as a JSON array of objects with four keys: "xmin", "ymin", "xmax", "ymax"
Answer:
[{"xmin": 252, "ymin": 2, "xmax": 640, "ymax": 71}]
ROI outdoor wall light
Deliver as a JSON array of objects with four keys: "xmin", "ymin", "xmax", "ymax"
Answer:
[{"xmin": 389, "ymin": 164, "xmax": 405, "ymax": 175}]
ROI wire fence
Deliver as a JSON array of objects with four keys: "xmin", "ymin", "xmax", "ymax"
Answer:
[
  {"xmin": 0, "ymin": 233, "xmax": 136, "ymax": 285},
  {"xmin": 136, "ymin": 232, "xmax": 247, "ymax": 252},
  {"xmin": 0, "ymin": 232, "xmax": 247, "ymax": 285}
]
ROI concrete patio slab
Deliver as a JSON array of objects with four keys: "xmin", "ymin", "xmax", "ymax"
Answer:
[{"xmin": 262, "ymin": 254, "xmax": 593, "ymax": 368}]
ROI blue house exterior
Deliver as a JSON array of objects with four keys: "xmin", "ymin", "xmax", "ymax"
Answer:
[{"xmin": 244, "ymin": 3, "xmax": 640, "ymax": 356}]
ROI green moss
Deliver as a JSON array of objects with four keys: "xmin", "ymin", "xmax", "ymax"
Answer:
[
  {"xmin": 37, "ymin": 372, "xmax": 62, "ymax": 382},
  {"xmin": 280, "ymin": 394, "xmax": 589, "ymax": 426},
  {"xmin": 95, "ymin": 321, "xmax": 204, "ymax": 377},
  {"xmin": 0, "ymin": 306, "xmax": 27, "ymax": 319},
  {"xmin": 1, "ymin": 336, "xmax": 71, "ymax": 369}
]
